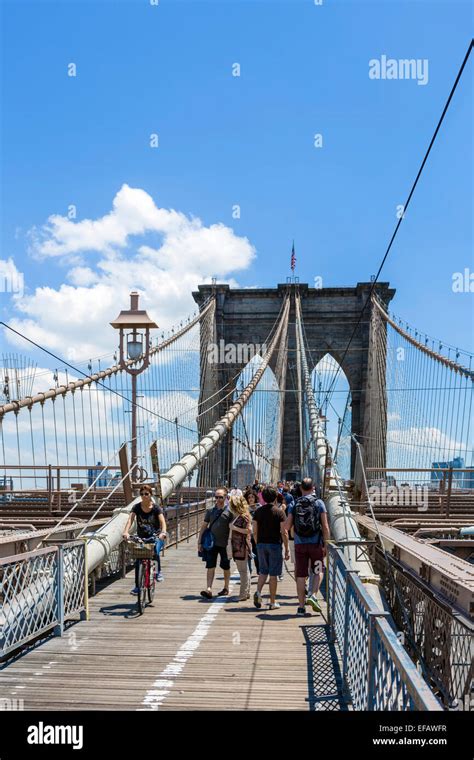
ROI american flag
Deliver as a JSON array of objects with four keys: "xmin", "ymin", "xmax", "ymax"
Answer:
[{"xmin": 290, "ymin": 241, "xmax": 296, "ymax": 272}]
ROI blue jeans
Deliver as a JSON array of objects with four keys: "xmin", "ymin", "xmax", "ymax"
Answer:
[{"xmin": 134, "ymin": 537, "xmax": 164, "ymax": 586}]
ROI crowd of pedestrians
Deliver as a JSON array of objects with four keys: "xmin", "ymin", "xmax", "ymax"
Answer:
[{"xmin": 198, "ymin": 477, "xmax": 330, "ymax": 616}]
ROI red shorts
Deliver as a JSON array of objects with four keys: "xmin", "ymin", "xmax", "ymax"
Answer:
[{"xmin": 294, "ymin": 543, "xmax": 325, "ymax": 578}]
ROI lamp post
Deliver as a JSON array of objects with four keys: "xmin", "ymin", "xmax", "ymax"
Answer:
[{"xmin": 110, "ymin": 292, "xmax": 158, "ymax": 483}]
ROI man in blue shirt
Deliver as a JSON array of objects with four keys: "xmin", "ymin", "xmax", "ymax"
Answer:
[
  {"xmin": 282, "ymin": 484, "xmax": 294, "ymax": 511},
  {"xmin": 285, "ymin": 477, "xmax": 330, "ymax": 616}
]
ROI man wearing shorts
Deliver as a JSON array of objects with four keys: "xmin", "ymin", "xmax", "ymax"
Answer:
[
  {"xmin": 252, "ymin": 486, "xmax": 289, "ymax": 610},
  {"xmin": 285, "ymin": 477, "xmax": 330, "ymax": 616},
  {"xmin": 198, "ymin": 487, "xmax": 233, "ymax": 599}
]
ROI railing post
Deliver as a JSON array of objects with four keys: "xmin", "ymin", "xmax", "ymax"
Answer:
[
  {"xmin": 446, "ymin": 467, "xmax": 453, "ymax": 518},
  {"xmin": 187, "ymin": 477, "xmax": 191, "ymax": 542},
  {"xmin": 54, "ymin": 544, "xmax": 64, "ymax": 637},
  {"xmin": 341, "ymin": 568, "xmax": 359, "ymax": 699},
  {"xmin": 120, "ymin": 541, "xmax": 127, "ymax": 579},
  {"xmin": 367, "ymin": 612, "xmax": 376, "ymax": 710},
  {"xmin": 48, "ymin": 464, "xmax": 52, "ymax": 513},
  {"xmin": 82, "ymin": 540, "xmax": 89, "ymax": 621},
  {"xmin": 176, "ymin": 504, "xmax": 180, "ymax": 548},
  {"xmin": 366, "ymin": 610, "xmax": 391, "ymax": 710},
  {"xmin": 328, "ymin": 549, "xmax": 336, "ymax": 643},
  {"xmin": 56, "ymin": 467, "xmax": 61, "ymax": 511}
]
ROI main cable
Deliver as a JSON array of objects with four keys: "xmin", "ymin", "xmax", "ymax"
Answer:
[{"xmin": 320, "ymin": 38, "xmax": 473, "ymax": 411}]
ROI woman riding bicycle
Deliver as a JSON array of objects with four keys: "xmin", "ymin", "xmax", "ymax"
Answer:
[{"xmin": 122, "ymin": 485, "xmax": 167, "ymax": 595}]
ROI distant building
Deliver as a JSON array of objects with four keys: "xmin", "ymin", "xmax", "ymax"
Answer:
[
  {"xmin": 88, "ymin": 462, "xmax": 109, "ymax": 487},
  {"xmin": 431, "ymin": 457, "xmax": 465, "ymax": 489},
  {"xmin": 462, "ymin": 468, "xmax": 474, "ymax": 490},
  {"xmin": 231, "ymin": 459, "xmax": 255, "ymax": 489}
]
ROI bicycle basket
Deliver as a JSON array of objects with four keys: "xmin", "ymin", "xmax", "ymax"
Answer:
[{"xmin": 126, "ymin": 541, "xmax": 156, "ymax": 560}]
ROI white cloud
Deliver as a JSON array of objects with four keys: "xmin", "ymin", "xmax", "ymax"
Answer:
[
  {"xmin": 68, "ymin": 267, "xmax": 100, "ymax": 287},
  {"xmin": 387, "ymin": 412, "xmax": 401, "ymax": 422},
  {"xmin": 387, "ymin": 426, "xmax": 469, "ymax": 467},
  {"xmin": 5, "ymin": 184, "xmax": 255, "ymax": 360}
]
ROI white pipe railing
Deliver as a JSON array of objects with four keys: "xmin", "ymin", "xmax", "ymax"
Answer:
[{"xmin": 85, "ymin": 297, "xmax": 291, "ymax": 573}]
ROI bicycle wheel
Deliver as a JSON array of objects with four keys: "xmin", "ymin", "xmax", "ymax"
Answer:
[
  {"xmin": 147, "ymin": 560, "xmax": 157, "ymax": 603},
  {"xmin": 137, "ymin": 562, "xmax": 147, "ymax": 615}
]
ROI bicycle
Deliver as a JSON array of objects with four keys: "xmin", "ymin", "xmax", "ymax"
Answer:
[{"xmin": 126, "ymin": 535, "xmax": 158, "ymax": 615}]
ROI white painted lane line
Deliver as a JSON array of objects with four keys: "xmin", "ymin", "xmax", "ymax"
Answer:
[{"xmin": 138, "ymin": 578, "xmax": 238, "ymax": 711}]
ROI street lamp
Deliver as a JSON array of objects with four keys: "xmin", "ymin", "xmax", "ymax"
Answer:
[{"xmin": 110, "ymin": 291, "xmax": 158, "ymax": 482}]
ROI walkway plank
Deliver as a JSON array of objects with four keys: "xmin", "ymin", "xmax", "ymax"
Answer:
[{"xmin": 0, "ymin": 541, "xmax": 348, "ymax": 711}]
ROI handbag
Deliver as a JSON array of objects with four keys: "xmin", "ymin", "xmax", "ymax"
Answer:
[{"xmin": 201, "ymin": 511, "xmax": 221, "ymax": 551}]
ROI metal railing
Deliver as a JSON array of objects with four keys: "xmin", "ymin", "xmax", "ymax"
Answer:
[
  {"xmin": 360, "ymin": 467, "xmax": 474, "ymax": 518},
  {"xmin": 327, "ymin": 544, "xmax": 443, "ymax": 711},
  {"xmin": 0, "ymin": 540, "xmax": 87, "ymax": 659},
  {"xmin": 374, "ymin": 546, "xmax": 474, "ymax": 710}
]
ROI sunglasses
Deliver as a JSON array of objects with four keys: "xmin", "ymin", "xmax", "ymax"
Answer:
[
  {"xmin": 141, "ymin": 491, "xmax": 152, "ymax": 496},
  {"xmin": 215, "ymin": 495, "xmax": 225, "ymax": 499}
]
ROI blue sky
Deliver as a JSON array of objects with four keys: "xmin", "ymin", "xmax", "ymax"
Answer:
[{"xmin": 1, "ymin": 0, "xmax": 472, "ymax": 363}]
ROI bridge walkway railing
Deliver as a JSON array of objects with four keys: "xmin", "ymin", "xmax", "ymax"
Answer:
[
  {"xmin": 0, "ymin": 500, "xmax": 208, "ymax": 661},
  {"xmin": 327, "ymin": 544, "xmax": 443, "ymax": 710}
]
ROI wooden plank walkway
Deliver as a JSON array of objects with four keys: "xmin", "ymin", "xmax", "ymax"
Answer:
[{"xmin": 0, "ymin": 541, "xmax": 349, "ymax": 711}]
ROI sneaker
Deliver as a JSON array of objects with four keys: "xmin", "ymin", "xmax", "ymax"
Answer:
[
  {"xmin": 130, "ymin": 587, "xmax": 140, "ymax": 595},
  {"xmin": 306, "ymin": 595, "xmax": 322, "ymax": 613},
  {"xmin": 269, "ymin": 602, "xmax": 280, "ymax": 610},
  {"xmin": 278, "ymin": 575, "xmax": 284, "ymax": 582},
  {"xmin": 253, "ymin": 591, "xmax": 262, "ymax": 609},
  {"xmin": 156, "ymin": 571, "xmax": 164, "ymax": 582},
  {"xmin": 297, "ymin": 606, "xmax": 311, "ymax": 617}
]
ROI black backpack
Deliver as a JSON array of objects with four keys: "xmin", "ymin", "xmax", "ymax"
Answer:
[{"xmin": 294, "ymin": 495, "xmax": 321, "ymax": 538}]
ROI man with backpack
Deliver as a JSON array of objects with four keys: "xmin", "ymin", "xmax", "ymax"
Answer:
[{"xmin": 284, "ymin": 477, "xmax": 330, "ymax": 616}]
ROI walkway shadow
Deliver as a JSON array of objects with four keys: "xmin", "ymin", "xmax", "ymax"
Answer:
[
  {"xmin": 222, "ymin": 606, "xmax": 296, "ymax": 620},
  {"xmin": 180, "ymin": 594, "xmax": 225, "ymax": 603},
  {"xmin": 100, "ymin": 603, "xmax": 141, "ymax": 619},
  {"xmin": 0, "ymin": 618, "xmax": 81, "ymax": 669},
  {"xmin": 302, "ymin": 623, "xmax": 350, "ymax": 711}
]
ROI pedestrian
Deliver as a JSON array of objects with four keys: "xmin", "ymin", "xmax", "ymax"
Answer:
[
  {"xmin": 198, "ymin": 487, "xmax": 233, "ymax": 599},
  {"xmin": 282, "ymin": 484, "xmax": 295, "ymax": 512},
  {"xmin": 244, "ymin": 488, "xmax": 260, "ymax": 575},
  {"xmin": 290, "ymin": 482, "xmax": 302, "ymax": 500},
  {"xmin": 252, "ymin": 485, "xmax": 289, "ymax": 610},
  {"xmin": 229, "ymin": 494, "xmax": 252, "ymax": 601},
  {"xmin": 285, "ymin": 477, "xmax": 330, "ymax": 616},
  {"xmin": 275, "ymin": 491, "xmax": 286, "ymax": 580}
]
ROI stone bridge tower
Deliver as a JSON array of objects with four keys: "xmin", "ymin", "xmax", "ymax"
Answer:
[{"xmin": 193, "ymin": 282, "xmax": 395, "ymax": 483}]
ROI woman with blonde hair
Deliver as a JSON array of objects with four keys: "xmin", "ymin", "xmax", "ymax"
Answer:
[
  {"xmin": 229, "ymin": 494, "xmax": 252, "ymax": 601},
  {"xmin": 244, "ymin": 488, "xmax": 260, "ymax": 575}
]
